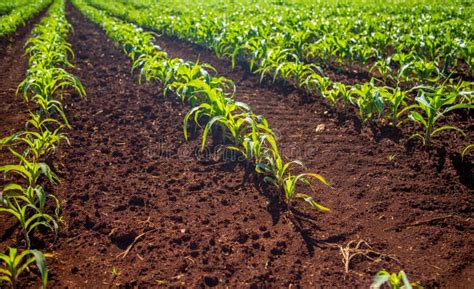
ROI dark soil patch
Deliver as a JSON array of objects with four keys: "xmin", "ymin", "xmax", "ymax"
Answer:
[{"xmin": 0, "ymin": 3, "xmax": 471, "ymax": 288}]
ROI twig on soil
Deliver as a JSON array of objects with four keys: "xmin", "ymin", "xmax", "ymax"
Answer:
[
  {"xmin": 116, "ymin": 228, "xmax": 159, "ymax": 259},
  {"xmin": 384, "ymin": 214, "xmax": 454, "ymax": 232},
  {"xmin": 338, "ymin": 239, "xmax": 400, "ymax": 273},
  {"xmin": 108, "ymin": 228, "xmax": 117, "ymax": 237},
  {"xmin": 138, "ymin": 216, "xmax": 152, "ymax": 225}
]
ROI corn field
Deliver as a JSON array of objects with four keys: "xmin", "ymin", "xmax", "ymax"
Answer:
[{"xmin": 0, "ymin": 0, "xmax": 472, "ymax": 288}]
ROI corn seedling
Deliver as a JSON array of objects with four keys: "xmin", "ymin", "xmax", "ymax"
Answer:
[
  {"xmin": 255, "ymin": 134, "xmax": 299, "ymax": 186},
  {"xmin": 17, "ymin": 68, "xmax": 85, "ymax": 127},
  {"xmin": 182, "ymin": 84, "xmax": 250, "ymax": 149},
  {"xmin": 412, "ymin": 59, "xmax": 442, "ymax": 83},
  {"xmin": 371, "ymin": 270, "xmax": 422, "ymax": 289},
  {"xmin": 403, "ymin": 87, "xmax": 472, "ymax": 146},
  {"xmin": 383, "ymin": 87, "xmax": 408, "ymax": 126},
  {"xmin": 350, "ymin": 80, "xmax": 385, "ymax": 122},
  {"xmin": 1, "ymin": 128, "xmax": 68, "ymax": 163},
  {"xmin": 282, "ymin": 173, "xmax": 330, "ymax": 211},
  {"xmin": 26, "ymin": 113, "xmax": 63, "ymax": 133},
  {"xmin": 227, "ymin": 117, "xmax": 274, "ymax": 163},
  {"xmin": 304, "ymin": 72, "xmax": 332, "ymax": 98},
  {"xmin": 0, "ymin": 148, "xmax": 58, "ymax": 186},
  {"xmin": 255, "ymin": 135, "xmax": 329, "ymax": 211},
  {"xmin": 111, "ymin": 266, "xmax": 120, "ymax": 278},
  {"xmin": 0, "ymin": 248, "xmax": 49, "ymax": 289},
  {"xmin": 371, "ymin": 57, "xmax": 393, "ymax": 82},
  {"xmin": 255, "ymin": 48, "xmax": 297, "ymax": 84},
  {"xmin": 0, "ymin": 184, "xmax": 60, "ymax": 248},
  {"xmin": 199, "ymin": 112, "xmax": 261, "ymax": 152},
  {"xmin": 327, "ymin": 82, "xmax": 352, "ymax": 107},
  {"xmin": 387, "ymin": 154, "xmax": 397, "ymax": 162},
  {"xmin": 1, "ymin": 183, "xmax": 60, "ymax": 216}
]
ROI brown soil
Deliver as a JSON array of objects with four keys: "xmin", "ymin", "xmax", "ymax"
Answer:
[
  {"xmin": 0, "ymin": 3, "xmax": 472, "ymax": 288},
  {"xmin": 0, "ymin": 8, "xmax": 49, "ymax": 136}
]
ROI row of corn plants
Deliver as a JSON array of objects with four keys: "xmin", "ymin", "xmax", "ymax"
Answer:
[
  {"xmin": 117, "ymin": 0, "xmax": 474, "ymax": 79},
  {"xmin": 72, "ymin": 0, "xmax": 330, "ymax": 215},
  {"xmin": 0, "ymin": 0, "xmax": 51, "ymax": 38},
  {"xmin": 0, "ymin": 0, "xmax": 85, "ymax": 287},
  {"xmin": 0, "ymin": 0, "xmax": 31, "ymax": 16},
  {"xmin": 84, "ymin": 0, "xmax": 473, "ymax": 148}
]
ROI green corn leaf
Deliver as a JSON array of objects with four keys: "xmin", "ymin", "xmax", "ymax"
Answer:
[
  {"xmin": 370, "ymin": 271, "xmax": 390, "ymax": 289},
  {"xmin": 30, "ymin": 250, "xmax": 48, "ymax": 289},
  {"xmin": 431, "ymin": 125, "xmax": 465, "ymax": 137},
  {"xmin": 296, "ymin": 193, "xmax": 330, "ymax": 212}
]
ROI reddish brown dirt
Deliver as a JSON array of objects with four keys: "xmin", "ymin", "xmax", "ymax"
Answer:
[{"xmin": 0, "ymin": 3, "xmax": 472, "ymax": 288}]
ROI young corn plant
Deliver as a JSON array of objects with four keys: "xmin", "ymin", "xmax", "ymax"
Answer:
[
  {"xmin": 26, "ymin": 113, "xmax": 63, "ymax": 133},
  {"xmin": 197, "ymin": 110, "xmax": 258, "ymax": 151},
  {"xmin": 170, "ymin": 61, "xmax": 235, "ymax": 105},
  {"xmin": 370, "ymin": 57, "xmax": 393, "ymax": 82},
  {"xmin": 411, "ymin": 59, "xmax": 442, "ymax": 83},
  {"xmin": 279, "ymin": 61, "xmax": 323, "ymax": 91},
  {"xmin": 133, "ymin": 55, "xmax": 178, "ymax": 91},
  {"xmin": 227, "ymin": 116, "xmax": 274, "ymax": 163},
  {"xmin": 383, "ymin": 87, "xmax": 408, "ymax": 126},
  {"xmin": 449, "ymin": 80, "xmax": 473, "ymax": 104},
  {"xmin": 350, "ymin": 80, "xmax": 386, "ymax": 122},
  {"xmin": 326, "ymin": 82, "xmax": 352, "ymax": 107},
  {"xmin": 256, "ymin": 135, "xmax": 329, "ymax": 211},
  {"xmin": 0, "ymin": 128, "xmax": 68, "ymax": 163},
  {"xmin": 256, "ymin": 47, "xmax": 297, "ymax": 84},
  {"xmin": 0, "ymin": 183, "xmax": 60, "ymax": 248},
  {"xmin": 403, "ymin": 87, "xmax": 472, "ymax": 146},
  {"xmin": 246, "ymin": 37, "xmax": 269, "ymax": 72},
  {"xmin": 1, "ymin": 184, "xmax": 60, "ymax": 218},
  {"xmin": 0, "ymin": 113, "xmax": 63, "ymax": 149},
  {"xmin": 228, "ymin": 133, "xmax": 272, "ymax": 164},
  {"xmin": 183, "ymin": 84, "xmax": 250, "ymax": 149},
  {"xmin": 304, "ymin": 72, "xmax": 332, "ymax": 98},
  {"xmin": 17, "ymin": 67, "xmax": 85, "ymax": 127},
  {"xmin": 0, "ymin": 149, "xmax": 58, "ymax": 187},
  {"xmin": 26, "ymin": 33, "xmax": 74, "ymax": 68},
  {"xmin": 0, "ymin": 247, "xmax": 49, "ymax": 289},
  {"xmin": 392, "ymin": 52, "xmax": 415, "ymax": 83},
  {"xmin": 371, "ymin": 270, "xmax": 422, "ymax": 289},
  {"xmin": 282, "ymin": 173, "xmax": 330, "ymax": 212}
]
